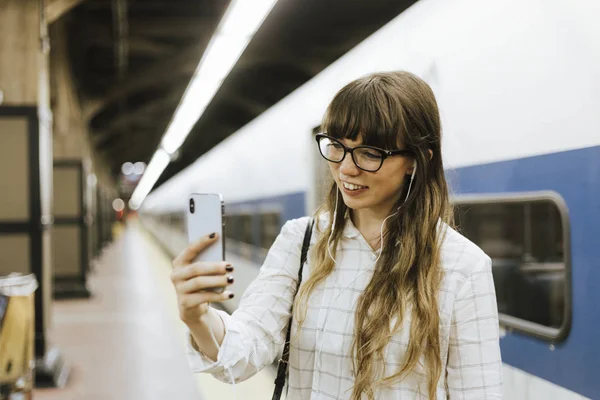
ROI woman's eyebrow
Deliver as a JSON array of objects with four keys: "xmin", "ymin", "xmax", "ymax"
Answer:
[{"xmin": 341, "ymin": 139, "xmax": 363, "ymax": 146}]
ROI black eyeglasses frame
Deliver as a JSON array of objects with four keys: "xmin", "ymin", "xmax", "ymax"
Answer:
[{"xmin": 315, "ymin": 133, "xmax": 413, "ymax": 172}]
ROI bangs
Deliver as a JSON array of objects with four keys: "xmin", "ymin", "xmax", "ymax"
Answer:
[{"xmin": 322, "ymin": 78, "xmax": 406, "ymax": 150}]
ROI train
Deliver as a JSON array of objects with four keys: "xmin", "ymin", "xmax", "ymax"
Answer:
[{"xmin": 138, "ymin": 0, "xmax": 600, "ymax": 398}]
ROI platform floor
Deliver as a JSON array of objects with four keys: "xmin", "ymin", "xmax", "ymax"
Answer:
[{"xmin": 34, "ymin": 221, "xmax": 276, "ymax": 400}]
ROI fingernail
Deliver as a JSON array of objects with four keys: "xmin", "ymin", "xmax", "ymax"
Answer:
[
  {"xmin": 225, "ymin": 264, "xmax": 234, "ymax": 272},
  {"xmin": 227, "ymin": 275, "xmax": 234, "ymax": 284},
  {"xmin": 209, "ymin": 233, "xmax": 216, "ymax": 239},
  {"xmin": 228, "ymin": 293, "xmax": 234, "ymax": 299}
]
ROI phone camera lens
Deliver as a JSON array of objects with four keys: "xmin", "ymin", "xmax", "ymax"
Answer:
[{"xmin": 189, "ymin": 198, "xmax": 195, "ymax": 214}]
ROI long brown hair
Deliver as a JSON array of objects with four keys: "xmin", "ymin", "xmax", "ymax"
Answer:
[{"xmin": 293, "ymin": 71, "xmax": 454, "ymax": 399}]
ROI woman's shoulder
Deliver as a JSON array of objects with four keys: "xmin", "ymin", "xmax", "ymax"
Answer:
[
  {"xmin": 280, "ymin": 215, "xmax": 314, "ymax": 237},
  {"xmin": 279, "ymin": 213, "xmax": 332, "ymax": 245},
  {"xmin": 438, "ymin": 221, "xmax": 492, "ymax": 278}
]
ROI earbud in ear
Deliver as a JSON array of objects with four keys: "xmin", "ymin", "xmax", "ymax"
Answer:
[{"xmin": 404, "ymin": 162, "xmax": 417, "ymax": 203}]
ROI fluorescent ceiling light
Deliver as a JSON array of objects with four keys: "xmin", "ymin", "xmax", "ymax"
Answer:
[
  {"xmin": 132, "ymin": 0, "xmax": 278, "ymax": 207},
  {"xmin": 161, "ymin": 0, "xmax": 278, "ymax": 154},
  {"xmin": 200, "ymin": 35, "xmax": 250, "ymax": 82},
  {"xmin": 130, "ymin": 148, "xmax": 170, "ymax": 208},
  {"xmin": 220, "ymin": 0, "xmax": 278, "ymax": 37}
]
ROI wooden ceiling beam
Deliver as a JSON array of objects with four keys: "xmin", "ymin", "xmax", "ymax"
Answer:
[
  {"xmin": 127, "ymin": 37, "xmax": 175, "ymax": 56},
  {"xmin": 97, "ymin": 129, "xmax": 155, "ymax": 164},
  {"xmin": 85, "ymin": 36, "xmax": 176, "ymax": 56},
  {"xmin": 82, "ymin": 41, "xmax": 204, "ymax": 122},
  {"xmin": 82, "ymin": 17, "xmax": 214, "ymax": 38},
  {"xmin": 93, "ymin": 89, "xmax": 183, "ymax": 141},
  {"xmin": 129, "ymin": 18, "xmax": 214, "ymax": 37},
  {"xmin": 46, "ymin": 0, "xmax": 88, "ymax": 24}
]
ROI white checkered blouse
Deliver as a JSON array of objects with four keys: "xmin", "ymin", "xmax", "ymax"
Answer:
[{"xmin": 186, "ymin": 214, "xmax": 503, "ymax": 399}]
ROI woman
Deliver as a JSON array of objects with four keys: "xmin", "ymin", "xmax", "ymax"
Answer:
[{"xmin": 171, "ymin": 71, "xmax": 503, "ymax": 399}]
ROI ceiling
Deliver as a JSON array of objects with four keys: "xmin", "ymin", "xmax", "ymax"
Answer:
[{"xmin": 65, "ymin": 0, "xmax": 417, "ymax": 193}]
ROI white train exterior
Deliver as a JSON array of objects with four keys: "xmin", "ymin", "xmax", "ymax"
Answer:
[{"xmin": 141, "ymin": 0, "xmax": 600, "ymax": 398}]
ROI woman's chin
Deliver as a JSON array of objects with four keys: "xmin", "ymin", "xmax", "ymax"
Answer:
[{"xmin": 341, "ymin": 195, "xmax": 368, "ymax": 210}]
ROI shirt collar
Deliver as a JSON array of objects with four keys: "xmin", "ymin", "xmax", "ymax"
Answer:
[
  {"xmin": 342, "ymin": 212, "xmax": 361, "ymax": 238},
  {"xmin": 317, "ymin": 210, "xmax": 364, "ymax": 239}
]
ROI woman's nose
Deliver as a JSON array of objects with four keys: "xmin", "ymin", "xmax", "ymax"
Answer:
[{"xmin": 339, "ymin": 153, "xmax": 359, "ymax": 175}]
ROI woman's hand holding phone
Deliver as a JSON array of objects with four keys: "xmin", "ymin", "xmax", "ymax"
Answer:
[{"xmin": 171, "ymin": 232, "xmax": 235, "ymax": 326}]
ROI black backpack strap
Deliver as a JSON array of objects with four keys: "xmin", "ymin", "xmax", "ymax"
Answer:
[{"xmin": 272, "ymin": 217, "xmax": 314, "ymax": 400}]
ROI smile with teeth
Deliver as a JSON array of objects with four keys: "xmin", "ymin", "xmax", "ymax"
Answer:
[{"xmin": 342, "ymin": 181, "xmax": 368, "ymax": 191}]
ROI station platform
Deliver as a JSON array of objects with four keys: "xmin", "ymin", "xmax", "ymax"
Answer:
[{"xmin": 33, "ymin": 221, "xmax": 276, "ymax": 400}]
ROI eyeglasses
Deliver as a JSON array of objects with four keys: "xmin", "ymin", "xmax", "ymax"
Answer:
[{"xmin": 315, "ymin": 133, "xmax": 413, "ymax": 172}]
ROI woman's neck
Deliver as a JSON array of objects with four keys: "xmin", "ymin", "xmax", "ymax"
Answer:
[{"xmin": 350, "ymin": 207, "xmax": 395, "ymax": 250}]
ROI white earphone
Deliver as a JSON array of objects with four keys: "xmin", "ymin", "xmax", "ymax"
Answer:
[
  {"xmin": 327, "ymin": 161, "xmax": 417, "ymax": 265},
  {"xmin": 405, "ymin": 161, "xmax": 416, "ymax": 203}
]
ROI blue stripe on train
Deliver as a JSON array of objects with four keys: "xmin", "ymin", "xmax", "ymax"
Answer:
[
  {"xmin": 451, "ymin": 145, "xmax": 600, "ymax": 399},
  {"xmin": 226, "ymin": 191, "xmax": 306, "ymax": 223}
]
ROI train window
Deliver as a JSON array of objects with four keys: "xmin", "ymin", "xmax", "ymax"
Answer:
[
  {"xmin": 260, "ymin": 212, "xmax": 281, "ymax": 250},
  {"xmin": 227, "ymin": 215, "xmax": 240, "ymax": 242},
  {"xmin": 453, "ymin": 192, "xmax": 571, "ymax": 342},
  {"xmin": 223, "ymin": 215, "xmax": 233, "ymax": 240},
  {"xmin": 238, "ymin": 214, "xmax": 253, "ymax": 245}
]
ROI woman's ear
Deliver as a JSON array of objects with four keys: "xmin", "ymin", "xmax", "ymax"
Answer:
[
  {"xmin": 406, "ymin": 160, "xmax": 417, "ymax": 176},
  {"xmin": 406, "ymin": 150, "xmax": 431, "ymax": 175}
]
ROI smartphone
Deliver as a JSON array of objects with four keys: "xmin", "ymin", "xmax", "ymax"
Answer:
[{"xmin": 186, "ymin": 193, "xmax": 226, "ymax": 293}]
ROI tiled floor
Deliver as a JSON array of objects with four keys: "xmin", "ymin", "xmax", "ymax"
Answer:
[
  {"xmin": 34, "ymin": 224, "xmax": 202, "ymax": 400},
  {"xmin": 33, "ymin": 221, "xmax": 278, "ymax": 400}
]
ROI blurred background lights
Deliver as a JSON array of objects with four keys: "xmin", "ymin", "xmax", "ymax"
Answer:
[
  {"xmin": 112, "ymin": 198, "xmax": 125, "ymax": 212},
  {"xmin": 128, "ymin": 199, "xmax": 140, "ymax": 211},
  {"xmin": 121, "ymin": 162, "xmax": 134, "ymax": 175},
  {"xmin": 133, "ymin": 162, "xmax": 146, "ymax": 175}
]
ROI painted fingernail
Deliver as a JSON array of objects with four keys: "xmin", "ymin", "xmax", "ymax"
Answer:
[
  {"xmin": 209, "ymin": 233, "xmax": 216, "ymax": 239},
  {"xmin": 225, "ymin": 264, "xmax": 234, "ymax": 272},
  {"xmin": 227, "ymin": 275, "xmax": 234, "ymax": 284},
  {"xmin": 228, "ymin": 293, "xmax": 234, "ymax": 299}
]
